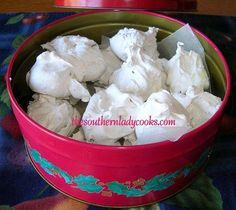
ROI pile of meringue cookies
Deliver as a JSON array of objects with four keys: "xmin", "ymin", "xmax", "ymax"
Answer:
[{"xmin": 26, "ymin": 27, "xmax": 222, "ymax": 146}]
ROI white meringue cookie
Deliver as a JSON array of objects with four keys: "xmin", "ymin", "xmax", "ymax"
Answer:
[
  {"xmin": 82, "ymin": 84, "xmax": 143, "ymax": 145},
  {"xmin": 26, "ymin": 51, "xmax": 71, "ymax": 98},
  {"xmin": 110, "ymin": 27, "xmax": 159, "ymax": 61},
  {"xmin": 27, "ymin": 94, "xmax": 80, "ymax": 136},
  {"xmin": 110, "ymin": 47, "xmax": 166, "ymax": 101},
  {"xmin": 135, "ymin": 90, "xmax": 192, "ymax": 144},
  {"xmin": 187, "ymin": 92, "xmax": 222, "ymax": 128},
  {"xmin": 26, "ymin": 51, "xmax": 91, "ymax": 102},
  {"xmin": 42, "ymin": 35, "xmax": 106, "ymax": 82},
  {"xmin": 172, "ymin": 86, "xmax": 203, "ymax": 108},
  {"xmin": 166, "ymin": 42, "xmax": 210, "ymax": 94},
  {"xmin": 68, "ymin": 79, "xmax": 91, "ymax": 102},
  {"xmin": 98, "ymin": 47, "xmax": 122, "ymax": 85},
  {"xmin": 71, "ymin": 128, "xmax": 86, "ymax": 141}
]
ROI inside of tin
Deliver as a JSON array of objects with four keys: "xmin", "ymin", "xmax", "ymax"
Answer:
[{"xmin": 9, "ymin": 12, "xmax": 227, "ymax": 112}]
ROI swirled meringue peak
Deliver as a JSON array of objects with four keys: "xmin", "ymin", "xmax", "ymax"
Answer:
[
  {"xmin": 166, "ymin": 42, "xmax": 210, "ymax": 94},
  {"xmin": 27, "ymin": 94, "xmax": 80, "ymax": 136},
  {"xmin": 98, "ymin": 46, "xmax": 123, "ymax": 85},
  {"xmin": 82, "ymin": 84, "xmax": 143, "ymax": 145},
  {"xmin": 42, "ymin": 35, "xmax": 106, "ymax": 82},
  {"xmin": 135, "ymin": 90, "xmax": 192, "ymax": 144},
  {"xmin": 110, "ymin": 27, "xmax": 159, "ymax": 61},
  {"xmin": 110, "ymin": 46, "xmax": 166, "ymax": 101},
  {"xmin": 187, "ymin": 92, "xmax": 222, "ymax": 128},
  {"xmin": 172, "ymin": 86, "xmax": 204, "ymax": 108},
  {"xmin": 26, "ymin": 51, "xmax": 91, "ymax": 102}
]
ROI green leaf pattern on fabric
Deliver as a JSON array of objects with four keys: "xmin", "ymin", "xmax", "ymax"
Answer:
[
  {"xmin": 0, "ymin": 205, "xmax": 14, "ymax": 210},
  {"xmin": 5, "ymin": 14, "xmax": 24, "ymax": 25},
  {"xmin": 0, "ymin": 102, "xmax": 9, "ymax": 117},
  {"xmin": 164, "ymin": 173, "xmax": 223, "ymax": 210},
  {"xmin": 1, "ymin": 31, "xmax": 27, "ymax": 67},
  {"xmin": 1, "ymin": 54, "xmax": 13, "ymax": 66},
  {"xmin": 0, "ymin": 89, "xmax": 11, "ymax": 109},
  {"xmin": 0, "ymin": 77, "xmax": 11, "ymax": 117},
  {"xmin": 12, "ymin": 35, "xmax": 26, "ymax": 49},
  {"xmin": 0, "ymin": 79, "xmax": 5, "ymax": 93}
]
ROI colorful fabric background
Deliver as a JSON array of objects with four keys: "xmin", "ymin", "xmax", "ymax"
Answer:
[{"xmin": 0, "ymin": 13, "xmax": 236, "ymax": 210}]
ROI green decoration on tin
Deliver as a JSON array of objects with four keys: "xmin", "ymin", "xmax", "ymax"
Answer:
[
  {"xmin": 30, "ymin": 147, "xmax": 210, "ymax": 197},
  {"xmin": 107, "ymin": 182, "xmax": 143, "ymax": 197},
  {"xmin": 73, "ymin": 175, "xmax": 103, "ymax": 193},
  {"xmin": 31, "ymin": 150, "xmax": 73, "ymax": 184}
]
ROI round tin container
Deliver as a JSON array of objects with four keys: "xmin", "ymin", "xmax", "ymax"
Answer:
[{"xmin": 6, "ymin": 11, "xmax": 231, "ymax": 207}]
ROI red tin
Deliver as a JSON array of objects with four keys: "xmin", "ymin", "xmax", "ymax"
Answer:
[
  {"xmin": 6, "ymin": 11, "xmax": 231, "ymax": 207},
  {"xmin": 54, "ymin": 0, "xmax": 197, "ymax": 10}
]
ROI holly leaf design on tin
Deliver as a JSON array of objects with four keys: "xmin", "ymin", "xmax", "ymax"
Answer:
[
  {"xmin": 1, "ymin": 54, "xmax": 13, "ymax": 66},
  {"xmin": 12, "ymin": 35, "xmax": 26, "ymax": 49},
  {"xmin": 163, "ymin": 173, "xmax": 223, "ymax": 210},
  {"xmin": 107, "ymin": 181, "xmax": 144, "ymax": 197},
  {"xmin": 73, "ymin": 175, "xmax": 103, "ymax": 193},
  {"xmin": 5, "ymin": 14, "xmax": 24, "ymax": 25}
]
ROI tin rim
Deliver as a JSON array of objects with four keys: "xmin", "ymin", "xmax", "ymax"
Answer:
[{"xmin": 6, "ymin": 10, "xmax": 231, "ymax": 151}]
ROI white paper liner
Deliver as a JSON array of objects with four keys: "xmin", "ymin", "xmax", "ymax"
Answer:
[{"xmin": 157, "ymin": 24, "xmax": 211, "ymax": 91}]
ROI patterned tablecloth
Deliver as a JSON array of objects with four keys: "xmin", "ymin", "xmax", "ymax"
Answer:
[{"xmin": 0, "ymin": 13, "xmax": 236, "ymax": 210}]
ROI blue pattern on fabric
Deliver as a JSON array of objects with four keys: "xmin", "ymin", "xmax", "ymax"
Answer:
[{"xmin": 0, "ymin": 13, "xmax": 236, "ymax": 210}]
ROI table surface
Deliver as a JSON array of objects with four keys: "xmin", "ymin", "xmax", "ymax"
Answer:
[
  {"xmin": 0, "ymin": 12, "xmax": 236, "ymax": 210},
  {"xmin": 0, "ymin": 0, "xmax": 236, "ymax": 16}
]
